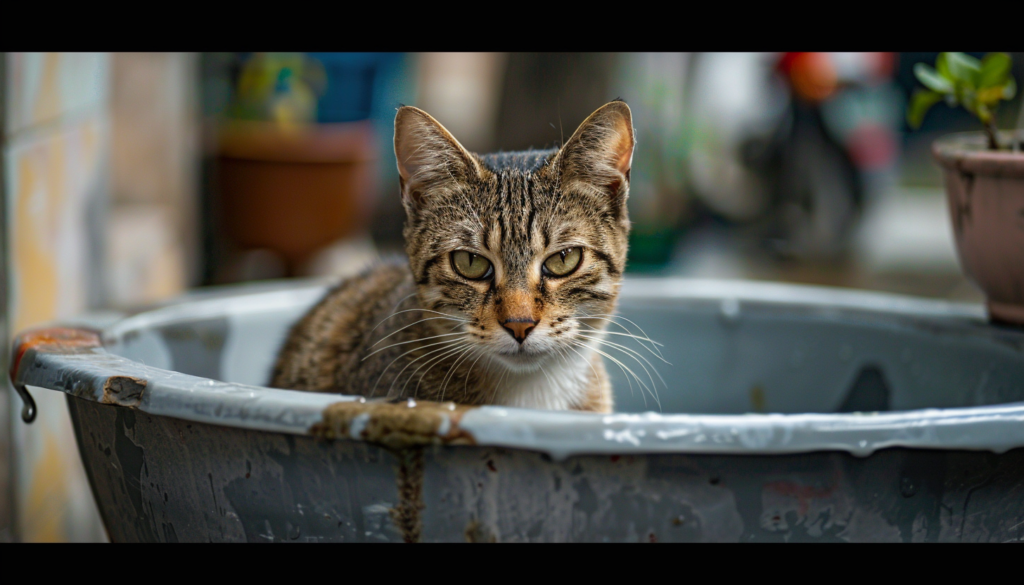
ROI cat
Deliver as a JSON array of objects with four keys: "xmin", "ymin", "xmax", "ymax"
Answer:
[{"xmin": 270, "ymin": 100, "xmax": 636, "ymax": 413}]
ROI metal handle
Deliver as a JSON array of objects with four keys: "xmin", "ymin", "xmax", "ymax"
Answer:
[
  {"xmin": 13, "ymin": 384, "xmax": 36, "ymax": 423},
  {"xmin": 9, "ymin": 326, "xmax": 103, "ymax": 424}
]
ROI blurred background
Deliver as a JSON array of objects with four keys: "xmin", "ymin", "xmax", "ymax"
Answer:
[{"xmin": 1, "ymin": 52, "xmax": 1022, "ymax": 541}]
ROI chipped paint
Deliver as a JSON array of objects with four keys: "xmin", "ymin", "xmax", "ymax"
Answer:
[
  {"xmin": 310, "ymin": 399, "xmax": 476, "ymax": 450},
  {"xmin": 101, "ymin": 376, "xmax": 147, "ymax": 407}
]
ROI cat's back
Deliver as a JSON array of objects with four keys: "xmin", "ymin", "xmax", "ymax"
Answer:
[{"xmin": 269, "ymin": 257, "xmax": 414, "ymax": 392}]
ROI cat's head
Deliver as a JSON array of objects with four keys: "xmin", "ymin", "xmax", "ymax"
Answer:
[{"xmin": 394, "ymin": 101, "xmax": 633, "ymax": 373}]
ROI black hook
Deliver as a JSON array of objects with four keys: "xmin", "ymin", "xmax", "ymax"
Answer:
[{"xmin": 14, "ymin": 384, "xmax": 36, "ymax": 423}]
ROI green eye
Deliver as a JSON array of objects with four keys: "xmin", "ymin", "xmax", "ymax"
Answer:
[
  {"xmin": 451, "ymin": 251, "xmax": 493, "ymax": 280},
  {"xmin": 543, "ymin": 247, "xmax": 582, "ymax": 277}
]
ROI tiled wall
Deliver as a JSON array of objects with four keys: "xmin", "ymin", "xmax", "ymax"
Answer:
[
  {"xmin": 3, "ymin": 52, "xmax": 110, "ymax": 542},
  {"xmin": 1, "ymin": 52, "xmax": 197, "ymax": 542}
]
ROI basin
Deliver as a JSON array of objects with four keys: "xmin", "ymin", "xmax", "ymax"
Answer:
[{"xmin": 10, "ymin": 278, "xmax": 1024, "ymax": 542}]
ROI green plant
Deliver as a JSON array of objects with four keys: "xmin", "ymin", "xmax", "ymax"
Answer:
[{"xmin": 907, "ymin": 52, "xmax": 1017, "ymax": 150}]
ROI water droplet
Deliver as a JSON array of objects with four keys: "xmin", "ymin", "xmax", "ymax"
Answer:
[{"xmin": 719, "ymin": 298, "xmax": 741, "ymax": 324}]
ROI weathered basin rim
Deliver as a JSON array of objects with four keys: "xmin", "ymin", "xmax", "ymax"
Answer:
[{"xmin": 10, "ymin": 278, "xmax": 1024, "ymax": 459}]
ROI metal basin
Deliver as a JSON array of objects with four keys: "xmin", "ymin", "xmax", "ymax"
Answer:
[{"xmin": 10, "ymin": 278, "xmax": 1024, "ymax": 542}]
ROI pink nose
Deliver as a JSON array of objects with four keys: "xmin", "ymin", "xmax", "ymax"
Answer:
[{"xmin": 502, "ymin": 319, "xmax": 536, "ymax": 343}]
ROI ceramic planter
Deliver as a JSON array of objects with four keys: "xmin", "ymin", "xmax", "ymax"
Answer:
[
  {"xmin": 933, "ymin": 131, "xmax": 1024, "ymax": 326},
  {"xmin": 216, "ymin": 120, "xmax": 377, "ymax": 276}
]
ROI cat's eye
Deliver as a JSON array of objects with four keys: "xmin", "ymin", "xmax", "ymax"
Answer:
[
  {"xmin": 451, "ymin": 251, "xmax": 493, "ymax": 280},
  {"xmin": 543, "ymin": 247, "xmax": 582, "ymax": 277}
]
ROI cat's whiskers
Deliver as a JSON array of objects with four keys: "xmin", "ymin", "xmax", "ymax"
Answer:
[
  {"xmin": 438, "ymin": 345, "xmax": 479, "ymax": 402},
  {"xmin": 362, "ymin": 331, "xmax": 466, "ymax": 361},
  {"xmin": 533, "ymin": 353, "xmax": 555, "ymax": 387},
  {"xmin": 366, "ymin": 307, "xmax": 468, "ymax": 340},
  {"xmin": 577, "ymin": 321, "xmax": 668, "ymax": 360},
  {"xmin": 578, "ymin": 324, "xmax": 666, "ymax": 348},
  {"xmin": 462, "ymin": 346, "xmax": 488, "ymax": 396},
  {"xmin": 369, "ymin": 316, "xmax": 468, "ymax": 349},
  {"xmin": 387, "ymin": 341, "xmax": 467, "ymax": 399},
  {"xmin": 577, "ymin": 312, "xmax": 667, "ymax": 361},
  {"xmin": 569, "ymin": 338, "xmax": 658, "ymax": 409},
  {"xmin": 576, "ymin": 333, "xmax": 664, "ymax": 409},
  {"xmin": 389, "ymin": 291, "xmax": 419, "ymax": 315},
  {"xmin": 587, "ymin": 313, "xmax": 667, "ymax": 361},
  {"xmin": 576, "ymin": 332, "xmax": 667, "ymax": 388},
  {"xmin": 561, "ymin": 336, "xmax": 630, "ymax": 401},
  {"xmin": 371, "ymin": 338, "xmax": 464, "ymax": 398},
  {"xmin": 409, "ymin": 343, "xmax": 471, "ymax": 398},
  {"xmin": 577, "ymin": 324, "xmax": 671, "ymax": 373},
  {"xmin": 489, "ymin": 356, "xmax": 512, "ymax": 405},
  {"xmin": 561, "ymin": 342, "xmax": 598, "ymax": 380}
]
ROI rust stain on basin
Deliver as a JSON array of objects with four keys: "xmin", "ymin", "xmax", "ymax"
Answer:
[
  {"xmin": 309, "ymin": 399, "xmax": 476, "ymax": 543},
  {"xmin": 309, "ymin": 399, "xmax": 477, "ymax": 449},
  {"xmin": 101, "ymin": 376, "xmax": 147, "ymax": 407},
  {"xmin": 9, "ymin": 327, "xmax": 100, "ymax": 380}
]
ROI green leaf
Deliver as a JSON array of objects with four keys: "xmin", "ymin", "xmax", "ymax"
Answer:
[
  {"xmin": 976, "ymin": 103, "xmax": 992, "ymax": 124},
  {"xmin": 907, "ymin": 89, "xmax": 942, "ymax": 129},
  {"xmin": 977, "ymin": 85, "xmax": 1007, "ymax": 105},
  {"xmin": 979, "ymin": 52, "xmax": 1012, "ymax": 88},
  {"xmin": 962, "ymin": 91, "xmax": 979, "ymax": 116},
  {"xmin": 914, "ymin": 63, "xmax": 954, "ymax": 93},
  {"xmin": 945, "ymin": 52, "xmax": 982, "ymax": 87},
  {"xmin": 1004, "ymin": 78, "xmax": 1017, "ymax": 100},
  {"xmin": 936, "ymin": 53, "xmax": 951, "ymax": 78}
]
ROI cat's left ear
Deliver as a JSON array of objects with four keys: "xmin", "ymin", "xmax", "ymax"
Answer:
[
  {"xmin": 394, "ymin": 106, "xmax": 481, "ymax": 210},
  {"xmin": 556, "ymin": 100, "xmax": 635, "ymax": 201}
]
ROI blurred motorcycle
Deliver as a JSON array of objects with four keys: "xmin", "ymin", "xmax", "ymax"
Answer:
[{"xmin": 686, "ymin": 52, "xmax": 901, "ymax": 259}]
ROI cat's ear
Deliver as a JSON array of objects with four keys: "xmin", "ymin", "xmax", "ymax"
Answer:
[
  {"xmin": 556, "ymin": 100, "xmax": 635, "ymax": 200},
  {"xmin": 394, "ymin": 106, "xmax": 480, "ymax": 208}
]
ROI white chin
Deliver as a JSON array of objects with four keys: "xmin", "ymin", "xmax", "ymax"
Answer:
[{"xmin": 493, "ymin": 348, "xmax": 549, "ymax": 373}]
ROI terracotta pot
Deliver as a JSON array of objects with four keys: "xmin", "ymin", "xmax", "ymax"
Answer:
[
  {"xmin": 933, "ymin": 131, "xmax": 1024, "ymax": 325},
  {"xmin": 216, "ymin": 120, "xmax": 377, "ymax": 276}
]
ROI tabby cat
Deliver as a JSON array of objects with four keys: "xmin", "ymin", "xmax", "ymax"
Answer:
[{"xmin": 270, "ymin": 101, "xmax": 637, "ymax": 413}]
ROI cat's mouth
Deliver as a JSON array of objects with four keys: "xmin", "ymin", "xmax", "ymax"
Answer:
[{"xmin": 492, "ymin": 343, "xmax": 554, "ymax": 371}]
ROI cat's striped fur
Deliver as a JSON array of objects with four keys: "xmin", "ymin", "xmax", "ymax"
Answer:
[{"xmin": 270, "ymin": 101, "xmax": 635, "ymax": 412}]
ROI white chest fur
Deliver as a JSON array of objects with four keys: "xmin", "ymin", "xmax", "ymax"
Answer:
[{"xmin": 487, "ymin": 350, "xmax": 596, "ymax": 410}]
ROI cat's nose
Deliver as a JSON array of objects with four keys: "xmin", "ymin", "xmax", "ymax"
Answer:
[{"xmin": 502, "ymin": 318, "xmax": 536, "ymax": 344}]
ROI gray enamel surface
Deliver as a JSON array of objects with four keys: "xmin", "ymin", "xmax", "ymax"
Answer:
[
  {"xmin": 68, "ymin": 397, "xmax": 1024, "ymax": 542},
  {"xmin": 21, "ymin": 278, "xmax": 1024, "ymax": 542}
]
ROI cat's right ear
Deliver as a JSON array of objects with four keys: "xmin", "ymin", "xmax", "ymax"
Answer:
[
  {"xmin": 555, "ymin": 100, "xmax": 635, "ymax": 202},
  {"xmin": 394, "ymin": 106, "xmax": 480, "ymax": 209}
]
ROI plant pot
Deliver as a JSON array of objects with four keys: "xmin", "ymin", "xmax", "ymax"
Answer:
[
  {"xmin": 933, "ymin": 131, "xmax": 1024, "ymax": 326},
  {"xmin": 216, "ymin": 120, "xmax": 378, "ymax": 276}
]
